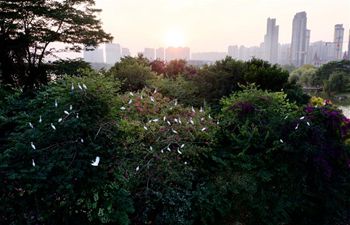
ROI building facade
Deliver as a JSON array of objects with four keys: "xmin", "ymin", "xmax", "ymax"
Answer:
[
  {"xmin": 334, "ymin": 24, "xmax": 344, "ymax": 60},
  {"xmin": 290, "ymin": 11, "xmax": 309, "ymax": 67},
  {"xmin": 264, "ymin": 18, "xmax": 279, "ymax": 64}
]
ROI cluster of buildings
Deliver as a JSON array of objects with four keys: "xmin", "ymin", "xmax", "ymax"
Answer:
[{"xmin": 84, "ymin": 11, "xmax": 350, "ymax": 67}]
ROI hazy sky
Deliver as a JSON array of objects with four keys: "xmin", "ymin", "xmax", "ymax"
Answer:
[{"xmin": 94, "ymin": 0, "xmax": 350, "ymax": 54}]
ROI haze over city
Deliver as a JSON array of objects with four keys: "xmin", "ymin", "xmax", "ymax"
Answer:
[{"xmin": 94, "ymin": 0, "xmax": 350, "ymax": 54}]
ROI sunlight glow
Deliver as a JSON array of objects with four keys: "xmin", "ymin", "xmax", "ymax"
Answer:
[{"xmin": 164, "ymin": 28, "xmax": 186, "ymax": 47}]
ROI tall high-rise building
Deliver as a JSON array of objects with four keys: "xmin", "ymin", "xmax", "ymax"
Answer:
[
  {"xmin": 278, "ymin": 44, "xmax": 290, "ymax": 65},
  {"xmin": 290, "ymin": 11, "xmax": 309, "ymax": 67},
  {"xmin": 263, "ymin": 18, "xmax": 279, "ymax": 64},
  {"xmin": 228, "ymin": 45, "xmax": 239, "ymax": 59},
  {"xmin": 143, "ymin": 48, "xmax": 155, "ymax": 61},
  {"xmin": 121, "ymin": 48, "xmax": 131, "ymax": 57},
  {"xmin": 348, "ymin": 29, "xmax": 350, "ymax": 60},
  {"xmin": 165, "ymin": 47, "xmax": 190, "ymax": 61},
  {"xmin": 83, "ymin": 47, "xmax": 104, "ymax": 63},
  {"xmin": 156, "ymin": 48, "xmax": 165, "ymax": 60},
  {"xmin": 105, "ymin": 43, "xmax": 121, "ymax": 65},
  {"xmin": 334, "ymin": 24, "xmax": 344, "ymax": 60}
]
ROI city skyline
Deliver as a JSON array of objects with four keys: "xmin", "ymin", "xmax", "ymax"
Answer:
[{"xmin": 94, "ymin": 0, "xmax": 350, "ymax": 54}]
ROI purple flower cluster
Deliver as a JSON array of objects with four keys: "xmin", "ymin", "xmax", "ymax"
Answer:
[{"xmin": 231, "ymin": 101, "xmax": 255, "ymax": 116}]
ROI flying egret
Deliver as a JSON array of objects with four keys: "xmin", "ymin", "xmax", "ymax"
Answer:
[{"xmin": 91, "ymin": 156, "xmax": 100, "ymax": 166}]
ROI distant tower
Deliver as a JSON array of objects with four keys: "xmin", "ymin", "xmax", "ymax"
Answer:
[
  {"xmin": 156, "ymin": 48, "xmax": 165, "ymax": 60},
  {"xmin": 83, "ymin": 47, "xmax": 104, "ymax": 63},
  {"xmin": 143, "ymin": 48, "xmax": 155, "ymax": 61},
  {"xmin": 228, "ymin": 45, "xmax": 239, "ymax": 59},
  {"xmin": 105, "ymin": 43, "xmax": 121, "ymax": 65},
  {"xmin": 348, "ymin": 29, "xmax": 350, "ymax": 60},
  {"xmin": 334, "ymin": 24, "xmax": 344, "ymax": 60},
  {"xmin": 263, "ymin": 18, "xmax": 279, "ymax": 64},
  {"xmin": 290, "ymin": 11, "xmax": 309, "ymax": 67},
  {"xmin": 121, "ymin": 48, "xmax": 131, "ymax": 57}
]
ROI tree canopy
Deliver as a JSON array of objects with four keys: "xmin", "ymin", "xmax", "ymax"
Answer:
[{"xmin": 0, "ymin": 0, "xmax": 112, "ymax": 90}]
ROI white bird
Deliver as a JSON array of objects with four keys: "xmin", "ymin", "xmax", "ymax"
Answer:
[
  {"xmin": 217, "ymin": 121, "xmax": 220, "ymax": 125},
  {"xmin": 208, "ymin": 114, "xmax": 212, "ymax": 119},
  {"xmin": 91, "ymin": 156, "xmax": 100, "ymax": 166},
  {"xmin": 78, "ymin": 83, "xmax": 83, "ymax": 90},
  {"xmin": 189, "ymin": 118, "xmax": 194, "ymax": 125},
  {"xmin": 174, "ymin": 118, "xmax": 179, "ymax": 123},
  {"xmin": 136, "ymin": 166, "xmax": 139, "ymax": 171},
  {"xmin": 307, "ymin": 122, "xmax": 310, "ymax": 126},
  {"xmin": 70, "ymin": 105, "xmax": 73, "ymax": 111},
  {"xmin": 174, "ymin": 100, "xmax": 178, "ymax": 106},
  {"xmin": 280, "ymin": 139, "xmax": 284, "ymax": 143},
  {"xmin": 300, "ymin": 116, "xmax": 305, "ymax": 120},
  {"xmin": 71, "ymin": 83, "xmax": 74, "ymax": 91},
  {"xmin": 82, "ymin": 83, "xmax": 87, "ymax": 90},
  {"xmin": 167, "ymin": 147, "xmax": 171, "ymax": 152},
  {"xmin": 201, "ymin": 127, "xmax": 207, "ymax": 132},
  {"xmin": 80, "ymin": 138, "xmax": 84, "ymax": 143},
  {"xmin": 153, "ymin": 119, "xmax": 159, "ymax": 122},
  {"xmin": 172, "ymin": 129, "xmax": 178, "ymax": 134},
  {"xmin": 31, "ymin": 142, "xmax": 36, "ymax": 150},
  {"xmin": 143, "ymin": 126, "xmax": 148, "ymax": 130},
  {"xmin": 128, "ymin": 99, "xmax": 133, "ymax": 104},
  {"xmin": 150, "ymin": 96, "xmax": 155, "ymax": 102},
  {"xmin": 64, "ymin": 110, "xmax": 69, "ymax": 115},
  {"xmin": 201, "ymin": 117, "xmax": 205, "ymax": 122},
  {"xmin": 32, "ymin": 159, "xmax": 36, "ymax": 167},
  {"xmin": 200, "ymin": 107, "xmax": 204, "ymax": 113},
  {"xmin": 58, "ymin": 118, "xmax": 63, "ymax": 123},
  {"xmin": 55, "ymin": 100, "xmax": 58, "ymax": 108},
  {"xmin": 129, "ymin": 92, "xmax": 134, "ymax": 96},
  {"xmin": 180, "ymin": 144, "xmax": 185, "ymax": 149},
  {"xmin": 184, "ymin": 162, "xmax": 188, "ymax": 165},
  {"xmin": 120, "ymin": 107, "xmax": 126, "ymax": 110},
  {"xmin": 150, "ymin": 146, "xmax": 153, "ymax": 151},
  {"xmin": 51, "ymin": 123, "xmax": 56, "ymax": 130},
  {"xmin": 177, "ymin": 149, "xmax": 182, "ymax": 154},
  {"xmin": 178, "ymin": 118, "xmax": 182, "ymax": 124},
  {"xmin": 191, "ymin": 106, "xmax": 195, "ymax": 113},
  {"xmin": 28, "ymin": 122, "xmax": 34, "ymax": 129},
  {"xmin": 140, "ymin": 95, "xmax": 143, "ymax": 100},
  {"xmin": 295, "ymin": 124, "xmax": 299, "ymax": 130},
  {"xmin": 39, "ymin": 116, "xmax": 42, "ymax": 123},
  {"xmin": 161, "ymin": 149, "xmax": 164, "ymax": 153},
  {"xmin": 153, "ymin": 88, "xmax": 157, "ymax": 94},
  {"xmin": 76, "ymin": 113, "xmax": 79, "ymax": 119},
  {"xmin": 284, "ymin": 115, "xmax": 288, "ymax": 120},
  {"xmin": 167, "ymin": 120, "xmax": 171, "ymax": 125},
  {"xmin": 163, "ymin": 116, "xmax": 166, "ymax": 121}
]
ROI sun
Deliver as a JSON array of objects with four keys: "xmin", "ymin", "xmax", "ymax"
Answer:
[{"xmin": 164, "ymin": 28, "xmax": 186, "ymax": 47}]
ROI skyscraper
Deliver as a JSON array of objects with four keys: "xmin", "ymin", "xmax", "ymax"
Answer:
[
  {"xmin": 290, "ymin": 11, "xmax": 309, "ymax": 67},
  {"xmin": 348, "ymin": 29, "xmax": 350, "ymax": 60},
  {"xmin": 121, "ymin": 48, "xmax": 131, "ymax": 57},
  {"xmin": 156, "ymin": 48, "xmax": 165, "ymax": 60},
  {"xmin": 334, "ymin": 24, "xmax": 344, "ymax": 60},
  {"xmin": 143, "ymin": 48, "xmax": 155, "ymax": 61},
  {"xmin": 228, "ymin": 45, "xmax": 239, "ymax": 59},
  {"xmin": 165, "ymin": 47, "xmax": 190, "ymax": 61},
  {"xmin": 83, "ymin": 47, "xmax": 104, "ymax": 63},
  {"xmin": 105, "ymin": 43, "xmax": 121, "ymax": 65},
  {"xmin": 263, "ymin": 18, "xmax": 279, "ymax": 64}
]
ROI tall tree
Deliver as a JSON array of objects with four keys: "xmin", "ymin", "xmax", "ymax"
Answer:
[{"xmin": 0, "ymin": 0, "xmax": 112, "ymax": 91}]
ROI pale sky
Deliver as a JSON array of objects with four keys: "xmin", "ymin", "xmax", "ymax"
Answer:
[{"xmin": 94, "ymin": 0, "xmax": 350, "ymax": 54}]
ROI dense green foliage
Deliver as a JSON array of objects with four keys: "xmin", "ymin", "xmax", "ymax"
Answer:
[{"xmin": 1, "ymin": 68, "xmax": 350, "ymax": 224}]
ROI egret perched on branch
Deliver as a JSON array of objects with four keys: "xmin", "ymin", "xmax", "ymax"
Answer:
[
  {"xmin": 30, "ymin": 142, "xmax": 36, "ymax": 150},
  {"xmin": 91, "ymin": 156, "xmax": 100, "ymax": 166}
]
